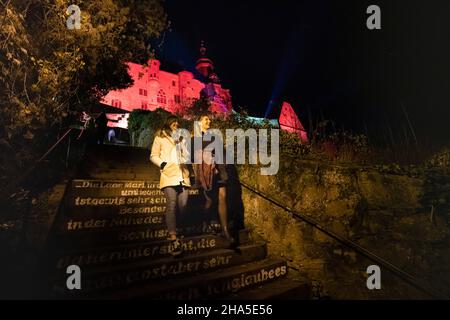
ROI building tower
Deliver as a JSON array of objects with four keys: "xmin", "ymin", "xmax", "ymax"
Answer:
[{"xmin": 195, "ymin": 41, "xmax": 215, "ymax": 81}]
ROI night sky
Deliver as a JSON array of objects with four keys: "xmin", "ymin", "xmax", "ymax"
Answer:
[{"xmin": 158, "ymin": 0, "xmax": 450, "ymax": 146}]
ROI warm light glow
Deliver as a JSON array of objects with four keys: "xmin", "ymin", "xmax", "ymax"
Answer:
[{"xmin": 106, "ymin": 113, "xmax": 129, "ymax": 129}]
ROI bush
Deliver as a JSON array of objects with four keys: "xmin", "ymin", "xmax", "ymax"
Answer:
[
  {"xmin": 128, "ymin": 108, "xmax": 172, "ymax": 147},
  {"xmin": 426, "ymin": 147, "xmax": 450, "ymax": 169},
  {"xmin": 0, "ymin": 0, "xmax": 167, "ymax": 193},
  {"xmin": 130, "ymin": 108, "xmax": 429, "ymax": 168}
]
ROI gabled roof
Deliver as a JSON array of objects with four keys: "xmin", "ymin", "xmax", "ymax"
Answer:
[{"xmin": 279, "ymin": 102, "xmax": 306, "ymax": 132}]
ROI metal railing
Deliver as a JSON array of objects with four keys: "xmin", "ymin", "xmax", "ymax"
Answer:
[
  {"xmin": 240, "ymin": 181, "xmax": 445, "ymax": 299},
  {"xmin": 1, "ymin": 126, "xmax": 81, "ymax": 198}
]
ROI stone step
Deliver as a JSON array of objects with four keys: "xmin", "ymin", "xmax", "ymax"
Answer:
[
  {"xmin": 63, "ymin": 192, "xmax": 202, "ymax": 217},
  {"xmin": 62, "ymin": 185, "xmax": 166, "ymax": 215},
  {"xmin": 49, "ymin": 241, "xmax": 268, "ymax": 297},
  {"xmin": 82, "ymin": 157, "xmax": 152, "ymax": 165},
  {"xmin": 81, "ymin": 159, "xmax": 152, "ymax": 168},
  {"xmin": 66, "ymin": 179, "xmax": 157, "ymax": 199},
  {"xmin": 84, "ymin": 154, "xmax": 151, "ymax": 162},
  {"xmin": 45, "ymin": 230, "xmax": 252, "ymax": 270},
  {"xmin": 52, "ymin": 212, "xmax": 214, "ymax": 238},
  {"xmin": 63, "ymin": 202, "xmax": 169, "ymax": 216},
  {"xmin": 82, "ymin": 170, "xmax": 160, "ymax": 180},
  {"xmin": 54, "ymin": 212, "xmax": 168, "ymax": 234},
  {"xmin": 84, "ymin": 157, "xmax": 150, "ymax": 164},
  {"xmin": 54, "ymin": 224, "xmax": 235, "ymax": 248},
  {"xmin": 84, "ymin": 165, "xmax": 157, "ymax": 171},
  {"xmin": 65, "ymin": 179, "xmax": 201, "ymax": 203},
  {"xmin": 64, "ymin": 194, "xmax": 169, "ymax": 215},
  {"xmin": 98, "ymin": 258, "xmax": 290, "ymax": 300},
  {"xmin": 49, "ymin": 218, "xmax": 242, "ymax": 249},
  {"xmin": 83, "ymin": 162, "xmax": 154, "ymax": 170},
  {"xmin": 40, "ymin": 144, "xmax": 275, "ymax": 300},
  {"xmin": 83, "ymin": 145, "xmax": 150, "ymax": 159},
  {"xmin": 50, "ymin": 203, "xmax": 246, "ymax": 244},
  {"xmin": 52, "ymin": 225, "xmax": 174, "ymax": 248},
  {"xmin": 224, "ymin": 276, "xmax": 311, "ymax": 300}
]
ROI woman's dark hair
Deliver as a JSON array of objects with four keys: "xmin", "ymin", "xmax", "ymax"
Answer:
[
  {"xmin": 197, "ymin": 114, "xmax": 211, "ymax": 121},
  {"xmin": 193, "ymin": 114, "xmax": 211, "ymax": 136},
  {"xmin": 159, "ymin": 115, "xmax": 179, "ymax": 137}
]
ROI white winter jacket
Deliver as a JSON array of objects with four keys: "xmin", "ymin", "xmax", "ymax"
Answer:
[{"xmin": 150, "ymin": 131, "xmax": 191, "ymax": 189}]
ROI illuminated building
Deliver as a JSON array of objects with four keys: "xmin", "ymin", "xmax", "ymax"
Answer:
[
  {"xmin": 101, "ymin": 43, "xmax": 307, "ymax": 142},
  {"xmin": 101, "ymin": 42, "xmax": 232, "ymax": 116}
]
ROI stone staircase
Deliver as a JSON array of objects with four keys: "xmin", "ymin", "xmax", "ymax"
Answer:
[{"xmin": 40, "ymin": 145, "xmax": 310, "ymax": 299}]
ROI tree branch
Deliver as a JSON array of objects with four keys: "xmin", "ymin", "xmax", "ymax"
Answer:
[
  {"xmin": 0, "ymin": 0, "xmax": 12, "ymax": 31},
  {"xmin": 23, "ymin": 71, "xmax": 31, "ymax": 105}
]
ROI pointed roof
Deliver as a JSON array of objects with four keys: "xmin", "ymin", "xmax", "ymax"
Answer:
[
  {"xmin": 195, "ymin": 41, "xmax": 214, "ymax": 78},
  {"xmin": 279, "ymin": 102, "xmax": 306, "ymax": 131}
]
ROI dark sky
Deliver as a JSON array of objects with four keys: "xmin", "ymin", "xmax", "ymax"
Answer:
[{"xmin": 159, "ymin": 0, "xmax": 450, "ymax": 146}]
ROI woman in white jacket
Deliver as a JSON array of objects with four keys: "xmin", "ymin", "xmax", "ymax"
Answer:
[{"xmin": 150, "ymin": 116, "xmax": 191, "ymax": 256}]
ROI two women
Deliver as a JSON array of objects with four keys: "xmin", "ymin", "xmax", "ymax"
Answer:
[{"xmin": 150, "ymin": 115, "xmax": 235, "ymax": 257}]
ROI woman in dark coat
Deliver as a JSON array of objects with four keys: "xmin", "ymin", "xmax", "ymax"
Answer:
[{"xmin": 193, "ymin": 115, "xmax": 235, "ymax": 245}]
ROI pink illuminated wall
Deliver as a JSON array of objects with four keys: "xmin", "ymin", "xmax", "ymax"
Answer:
[
  {"xmin": 101, "ymin": 56, "xmax": 306, "ymax": 140},
  {"xmin": 279, "ymin": 101, "xmax": 308, "ymax": 142},
  {"xmin": 101, "ymin": 59, "xmax": 232, "ymax": 119}
]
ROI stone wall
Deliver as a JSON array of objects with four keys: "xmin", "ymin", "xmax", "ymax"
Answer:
[{"xmin": 238, "ymin": 159, "xmax": 450, "ymax": 299}]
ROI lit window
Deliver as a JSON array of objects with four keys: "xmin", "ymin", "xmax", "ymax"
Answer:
[
  {"xmin": 111, "ymin": 99, "xmax": 122, "ymax": 108},
  {"xmin": 157, "ymin": 90, "xmax": 166, "ymax": 104}
]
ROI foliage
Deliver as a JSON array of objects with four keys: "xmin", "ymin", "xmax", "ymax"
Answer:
[
  {"xmin": 0, "ymin": 0, "xmax": 167, "ymax": 184},
  {"xmin": 129, "ymin": 108, "xmax": 445, "ymax": 170},
  {"xmin": 279, "ymin": 130, "xmax": 311, "ymax": 158},
  {"xmin": 426, "ymin": 147, "xmax": 450, "ymax": 169},
  {"xmin": 314, "ymin": 130, "xmax": 370, "ymax": 163},
  {"xmin": 184, "ymin": 93, "xmax": 211, "ymax": 119},
  {"xmin": 128, "ymin": 108, "xmax": 172, "ymax": 147}
]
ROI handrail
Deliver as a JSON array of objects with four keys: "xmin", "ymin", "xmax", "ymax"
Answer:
[
  {"xmin": 1, "ymin": 127, "xmax": 74, "ymax": 196},
  {"xmin": 37, "ymin": 128, "xmax": 73, "ymax": 163},
  {"xmin": 240, "ymin": 181, "xmax": 445, "ymax": 299}
]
